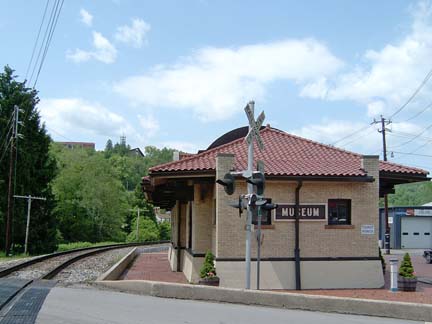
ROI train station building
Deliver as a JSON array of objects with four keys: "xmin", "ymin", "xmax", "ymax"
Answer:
[{"xmin": 143, "ymin": 126, "xmax": 429, "ymax": 290}]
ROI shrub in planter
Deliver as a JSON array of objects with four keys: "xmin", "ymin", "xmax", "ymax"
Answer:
[
  {"xmin": 199, "ymin": 250, "xmax": 219, "ymax": 286},
  {"xmin": 398, "ymin": 253, "xmax": 417, "ymax": 292}
]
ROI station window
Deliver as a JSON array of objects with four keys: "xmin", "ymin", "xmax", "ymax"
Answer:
[
  {"xmin": 252, "ymin": 198, "xmax": 272, "ymax": 226},
  {"xmin": 328, "ymin": 199, "xmax": 351, "ymax": 225}
]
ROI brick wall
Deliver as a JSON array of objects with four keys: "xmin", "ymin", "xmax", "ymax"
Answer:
[{"xmin": 215, "ymin": 154, "xmax": 380, "ymax": 259}]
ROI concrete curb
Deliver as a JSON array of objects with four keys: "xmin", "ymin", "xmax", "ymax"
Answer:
[
  {"xmin": 97, "ymin": 248, "xmax": 138, "ymax": 281},
  {"xmin": 94, "ymin": 280, "xmax": 432, "ymax": 322}
]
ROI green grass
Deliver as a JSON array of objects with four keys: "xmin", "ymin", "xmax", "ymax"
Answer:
[
  {"xmin": 0, "ymin": 251, "xmax": 29, "ymax": 261},
  {"xmin": 56, "ymin": 241, "xmax": 121, "ymax": 252}
]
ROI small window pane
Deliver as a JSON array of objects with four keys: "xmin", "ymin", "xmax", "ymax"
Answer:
[{"xmin": 328, "ymin": 199, "xmax": 351, "ymax": 225}]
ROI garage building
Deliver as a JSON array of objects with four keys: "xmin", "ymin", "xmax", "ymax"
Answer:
[{"xmin": 379, "ymin": 206, "xmax": 432, "ymax": 249}]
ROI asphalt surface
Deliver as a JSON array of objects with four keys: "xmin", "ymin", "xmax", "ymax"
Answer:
[{"xmin": 36, "ymin": 287, "xmax": 423, "ymax": 324}]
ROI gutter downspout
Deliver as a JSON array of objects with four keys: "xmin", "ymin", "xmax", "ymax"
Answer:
[
  {"xmin": 177, "ymin": 202, "xmax": 181, "ymax": 272},
  {"xmin": 295, "ymin": 181, "xmax": 303, "ymax": 290}
]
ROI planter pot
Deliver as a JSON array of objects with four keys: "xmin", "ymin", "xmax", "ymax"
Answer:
[
  {"xmin": 198, "ymin": 277, "xmax": 220, "ymax": 286},
  {"xmin": 398, "ymin": 276, "xmax": 417, "ymax": 292}
]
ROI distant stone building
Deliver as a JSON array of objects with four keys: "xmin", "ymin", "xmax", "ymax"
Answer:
[
  {"xmin": 154, "ymin": 207, "xmax": 171, "ymax": 223},
  {"xmin": 57, "ymin": 142, "xmax": 95, "ymax": 150},
  {"xmin": 129, "ymin": 147, "xmax": 144, "ymax": 157}
]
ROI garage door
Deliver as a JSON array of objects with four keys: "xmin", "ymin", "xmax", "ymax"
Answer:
[{"xmin": 401, "ymin": 217, "xmax": 432, "ymax": 249}]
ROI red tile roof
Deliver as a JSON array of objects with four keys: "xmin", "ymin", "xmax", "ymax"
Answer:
[{"xmin": 149, "ymin": 127, "xmax": 428, "ymax": 178}]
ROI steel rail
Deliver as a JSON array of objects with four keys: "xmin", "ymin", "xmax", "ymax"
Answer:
[{"xmin": 0, "ymin": 240, "xmax": 169, "ymax": 278}]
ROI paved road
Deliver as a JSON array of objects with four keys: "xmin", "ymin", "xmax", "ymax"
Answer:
[{"xmin": 36, "ymin": 287, "xmax": 422, "ymax": 324}]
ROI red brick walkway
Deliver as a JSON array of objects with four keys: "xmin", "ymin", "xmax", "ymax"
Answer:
[
  {"xmin": 275, "ymin": 253, "xmax": 432, "ymax": 304},
  {"xmin": 121, "ymin": 252, "xmax": 187, "ymax": 284}
]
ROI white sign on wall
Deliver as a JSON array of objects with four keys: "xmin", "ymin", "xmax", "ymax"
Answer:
[
  {"xmin": 414, "ymin": 209, "xmax": 432, "ymax": 216},
  {"xmin": 361, "ymin": 224, "xmax": 375, "ymax": 235}
]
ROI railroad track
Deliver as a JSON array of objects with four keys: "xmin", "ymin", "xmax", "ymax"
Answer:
[{"xmin": 0, "ymin": 241, "xmax": 169, "ymax": 321}]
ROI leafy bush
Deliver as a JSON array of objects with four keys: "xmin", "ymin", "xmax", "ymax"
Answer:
[
  {"xmin": 399, "ymin": 253, "xmax": 416, "ymax": 278},
  {"xmin": 126, "ymin": 217, "xmax": 160, "ymax": 242},
  {"xmin": 200, "ymin": 250, "xmax": 217, "ymax": 279},
  {"xmin": 159, "ymin": 222, "xmax": 171, "ymax": 240},
  {"xmin": 57, "ymin": 241, "xmax": 119, "ymax": 252}
]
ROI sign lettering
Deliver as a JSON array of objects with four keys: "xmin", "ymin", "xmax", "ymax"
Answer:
[{"xmin": 275, "ymin": 204, "xmax": 326, "ymax": 221}]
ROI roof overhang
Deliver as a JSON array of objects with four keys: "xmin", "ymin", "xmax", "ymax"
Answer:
[{"xmin": 379, "ymin": 171, "xmax": 430, "ymax": 197}]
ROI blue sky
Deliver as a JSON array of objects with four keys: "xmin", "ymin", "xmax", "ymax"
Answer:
[{"xmin": 1, "ymin": 0, "xmax": 431, "ymax": 173}]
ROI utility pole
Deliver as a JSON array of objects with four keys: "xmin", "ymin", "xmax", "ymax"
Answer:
[
  {"xmin": 5, "ymin": 106, "xmax": 20, "ymax": 255},
  {"xmin": 245, "ymin": 101, "xmax": 254, "ymax": 290},
  {"xmin": 13, "ymin": 195, "xmax": 46, "ymax": 254},
  {"xmin": 373, "ymin": 115, "xmax": 392, "ymax": 254},
  {"xmin": 130, "ymin": 208, "xmax": 143, "ymax": 241}
]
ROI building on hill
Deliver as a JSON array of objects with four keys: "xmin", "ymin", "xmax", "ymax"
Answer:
[
  {"xmin": 57, "ymin": 142, "xmax": 95, "ymax": 150},
  {"xmin": 143, "ymin": 125, "xmax": 429, "ymax": 290},
  {"xmin": 129, "ymin": 147, "xmax": 144, "ymax": 157}
]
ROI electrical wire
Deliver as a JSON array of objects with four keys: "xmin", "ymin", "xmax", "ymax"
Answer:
[
  {"xmin": 386, "ymin": 123, "xmax": 432, "ymax": 149},
  {"xmin": 390, "ymin": 151, "xmax": 432, "ymax": 158},
  {"xmin": 402, "ymin": 101, "xmax": 432, "ymax": 123},
  {"xmin": 340, "ymin": 126, "xmax": 378, "ymax": 148},
  {"xmin": 389, "ymin": 68, "xmax": 432, "ymax": 120},
  {"xmin": 25, "ymin": 0, "xmax": 51, "ymax": 81},
  {"xmin": 33, "ymin": 0, "xmax": 65, "ymax": 88},
  {"xmin": 28, "ymin": 0, "xmax": 59, "ymax": 85},
  {"xmin": 388, "ymin": 131, "xmax": 432, "ymax": 142},
  {"xmin": 331, "ymin": 124, "xmax": 373, "ymax": 146},
  {"xmin": 0, "ymin": 137, "xmax": 12, "ymax": 164},
  {"xmin": 45, "ymin": 126, "xmax": 74, "ymax": 142}
]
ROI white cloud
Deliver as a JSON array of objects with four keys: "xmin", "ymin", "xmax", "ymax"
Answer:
[
  {"xmin": 138, "ymin": 114, "xmax": 159, "ymax": 137},
  {"xmin": 113, "ymin": 39, "xmax": 343, "ymax": 121},
  {"xmin": 79, "ymin": 9, "xmax": 93, "ymax": 27},
  {"xmin": 114, "ymin": 18, "xmax": 150, "ymax": 48},
  {"xmin": 39, "ymin": 98, "xmax": 139, "ymax": 141},
  {"xmin": 66, "ymin": 31, "xmax": 117, "ymax": 64},
  {"xmin": 301, "ymin": 1, "xmax": 432, "ymax": 118}
]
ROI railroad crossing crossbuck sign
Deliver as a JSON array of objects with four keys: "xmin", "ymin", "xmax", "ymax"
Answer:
[{"xmin": 244, "ymin": 104, "xmax": 265, "ymax": 151}]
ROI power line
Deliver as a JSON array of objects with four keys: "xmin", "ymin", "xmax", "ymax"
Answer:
[
  {"xmin": 28, "ymin": 0, "xmax": 64, "ymax": 88},
  {"xmin": 33, "ymin": 0, "xmax": 65, "ymax": 88},
  {"xmin": 389, "ymin": 68, "xmax": 432, "ymax": 120},
  {"xmin": 387, "ymin": 131, "xmax": 432, "ymax": 142},
  {"xmin": 28, "ymin": 0, "xmax": 59, "ymax": 85},
  {"xmin": 402, "ymin": 101, "xmax": 432, "ymax": 123},
  {"xmin": 340, "ymin": 126, "xmax": 377, "ymax": 148},
  {"xmin": 45, "ymin": 126, "xmax": 74, "ymax": 141},
  {"xmin": 409, "ymin": 139, "xmax": 432, "ymax": 154},
  {"xmin": 390, "ymin": 151, "xmax": 432, "ymax": 158},
  {"xmin": 387, "ymin": 123, "xmax": 432, "ymax": 149},
  {"xmin": 25, "ymin": 0, "xmax": 51, "ymax": 81},
  {"xmin": 331, "ymin": 124, "xmax": 373, "ymax": 146}
]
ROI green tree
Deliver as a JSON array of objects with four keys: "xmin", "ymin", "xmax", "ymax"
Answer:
[
  {"xmin": 159, "ymin": 221, "xmax": 171, "ymax": 240},
  {"xmin": 0, "ymin": 66, "xmax": 57, "ymax": 254},
  {"xmin": 126, "ymin": 217, "xmax": 160, "ymax": 242},
  {"xmin": 51, "ymin": 145, "xmax": 127, "ymax": 243},
  {"xmin": 104, "ymin": 139, "xmax": 113, "ymax": 158},
  {"xmin": 384, "ymin": 182, "xmax": 432, "ymax": 207}
]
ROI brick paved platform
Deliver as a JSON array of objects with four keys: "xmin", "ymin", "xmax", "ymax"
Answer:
[
  {"xmin": 121, "ymin": 253, "xmax": 187, "ymax": 284},
  {"xmin": 276, "ymin": 252, "xmax": 432, "ymax": 304}
]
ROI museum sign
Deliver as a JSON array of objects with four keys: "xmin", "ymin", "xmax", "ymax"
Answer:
[{"xmin": 274, "ymin": 204, "xmax": 326, "ymax": 221}]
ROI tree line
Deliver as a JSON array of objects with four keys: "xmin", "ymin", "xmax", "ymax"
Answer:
[{"xmin": 0, "ymin": 66, "xmax": 173, "ymax": 255}]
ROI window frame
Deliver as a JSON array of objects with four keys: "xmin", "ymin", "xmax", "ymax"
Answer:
[{"xmin": 327, "ymin": 199, "xmax": 351, "ymax": 225}]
